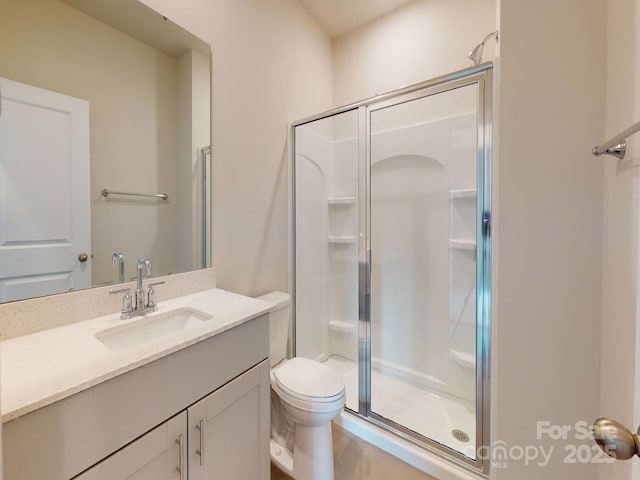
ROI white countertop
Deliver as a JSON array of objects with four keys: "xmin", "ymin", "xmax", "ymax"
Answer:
[{"xmin": 1, "ymin": 288, "xmax": 272, "ymax": 423}]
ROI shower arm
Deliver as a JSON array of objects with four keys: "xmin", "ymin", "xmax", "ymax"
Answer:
[
  {"xmin": 480, "ymin": 31, "xmax": 498, "ymax": 46},
  {"xmin": 467, "ymin": 31, "xmax": 498, "ymax": 65}
]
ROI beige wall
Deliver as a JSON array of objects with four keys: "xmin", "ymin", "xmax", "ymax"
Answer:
[
  {"xmin": 177, "ymin": 49, "xmax": 211, "ymax": 273},
  {"xmin": 142, "ymin": 0, "xmax": 496, "ymax": 298},
  {"xmin": 141, "ymin": 0, "xmax": 334, "ymax": 296},
  {"xmin": 18, "ymin": 0, "xmax": 616, "ymax": 478},
  {"xmin": 600, "ymin": 1, "xmax": 640, "ymax": 479},
  {"xmin": 0, "ymin": 0, "xmax": 181, "ymax": 285},
  {"xmin": 332, "ymin": 0, "xmax": 497, "ymax": 106},
  {"xmin": 494, "ymin": 0, "xmax": 605, "ymax": 478},
  {"xmin": 330, "ymin": 3, "xmax": 602, "ymax": 478}
]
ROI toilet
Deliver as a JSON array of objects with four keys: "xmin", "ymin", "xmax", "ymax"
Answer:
[{"xmin": 257, "ymin": 291, "xmax": 345, "ymax": 480}]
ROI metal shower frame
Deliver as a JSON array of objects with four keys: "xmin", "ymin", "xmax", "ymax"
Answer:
[{"xmin": 289, "ymin": 63, "xmax": 493, "ymax": 476}]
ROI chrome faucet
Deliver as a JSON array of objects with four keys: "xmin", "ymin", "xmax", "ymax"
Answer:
[
  {"xmin": 110, "ymin": 258, "xmax": 164, "ymax": 319},
  {"xmin": 112, "ymin": 253, "xmax": 125, "ymax": 283},
  {"xmin": 135, "ymin": 259, "xmax": 151, "ymax": 310}
]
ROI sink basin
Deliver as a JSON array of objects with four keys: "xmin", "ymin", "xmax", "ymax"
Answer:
[{"xmin": 95, "ymin": 307, "xmax": 214, "ymax": 351}]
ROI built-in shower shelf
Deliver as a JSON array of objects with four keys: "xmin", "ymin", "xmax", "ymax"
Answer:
[
  {"xmin": 328, "ymin": 196, "xmax": 357, "ymax": 205},
  {"xmin": 449, "ymin": 188, "xmax": 477, "ymax": 200},
  {"xmin": 448, "ymin": 349, "xmax": 476, "ymax": 369},
  {"xmin": 328, "ymin": 235, "xmax": 357, "ymax": 244},
  {"xmin": 449, "ymin": 239, "xmax": 476, "ymax": 250},
  {"xmin": 328, "ymin": 320, "xmax": 356, "ymax": 333}
]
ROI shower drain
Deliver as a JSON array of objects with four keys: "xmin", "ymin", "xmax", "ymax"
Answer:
[{"xmin": 451, "ymin": 429, "xmax": 470, "ymax": 443}]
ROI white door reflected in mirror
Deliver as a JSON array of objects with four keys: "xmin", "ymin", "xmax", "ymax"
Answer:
[{"xmin": 0, "ymin": 77, "xmax": 91, "ymax": 302}]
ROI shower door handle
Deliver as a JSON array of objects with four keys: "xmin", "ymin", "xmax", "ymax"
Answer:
[{"xmin": 367, "ymin": 249, "xmax": 371, "ymax": 294}]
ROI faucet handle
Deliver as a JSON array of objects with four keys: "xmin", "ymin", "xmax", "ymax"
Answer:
[
  {"xmin": 110, "ymin": 288, "xmax": 133, "ymax": 319},
  {"xmin": 146, "ymin": 281, "xmax": 165, "ymax": 309},
  {"xmin": 110, "ymin": 287, "xmax": 130, "ymax": 295}
]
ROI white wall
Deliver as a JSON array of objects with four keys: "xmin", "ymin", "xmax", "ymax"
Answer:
[
  {"xmin": 73, "ymin": 1, "xmax": 613, "ymax": 479},
  {"xmin": 177, "ymin": 49, "xmax": 211, "ymax": 273},
  {"xmin": 140, "ymin": 0, "xmax": 334, "ymax": 297},
  {"xmin": 600, "ymin": 0, "xmax": 640, "ymax": 479},
  {"xmin": 142, "ymin": 0, "xmax": 495, "ymax": 298},
  {"xmin": 494, "ymin": 0, "xmax": 605, "ymax": 478},
  {"xmin": 332, "ymin": 0, "xmax": 497, "ymax": 106},
  {"xmin": 293, "ymin": 126, "xmax": 332, "ymax": 362},
  {"xmin": 332, "ymin": 1, "xmax": 607, "ymax": 478},
  {"xmin": 369, "ymin": 96, "xmax": 478, "ymax": 401}
]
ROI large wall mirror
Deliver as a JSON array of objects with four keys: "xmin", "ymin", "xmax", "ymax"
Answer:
[{"xmin": 0, "ymin": 0, "xmax": 211, "ymax": 303}]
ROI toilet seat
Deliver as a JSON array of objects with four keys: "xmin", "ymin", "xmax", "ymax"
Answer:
[{"xmin": 272, "ymin": 358, "xmax": 345, "ymax": 413}]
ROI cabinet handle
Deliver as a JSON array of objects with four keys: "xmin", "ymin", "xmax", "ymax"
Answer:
[
  {"xmin": 175, "ymin": 434, "xmax": 184, "ymax": 480},
  {"xmin": 196, "ymin": 419, "xmax": 204, "ymax": 466}
]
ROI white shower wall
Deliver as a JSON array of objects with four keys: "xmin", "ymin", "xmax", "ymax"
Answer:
[
  {"xmin": 295, "ymin": 112, "xmax": 360, "ymax": 362},
  {"xmin": 369, "ymin": 86, "xmax": 478, "ymax": 402},
  {"xmin": 296, "ymin": 84, "xmax": 480, "ymax": 404},
  {"xmin": 294, "ymin": 126, "xmax": 331, "ymax": 361}
]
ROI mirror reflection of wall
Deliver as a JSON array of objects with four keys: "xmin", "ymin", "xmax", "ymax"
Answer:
[{"xmin": 0, "ymin": 0, "xmax": 210, "ymax": 301}]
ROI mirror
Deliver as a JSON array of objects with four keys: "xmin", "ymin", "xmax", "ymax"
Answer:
[{"xmin": 0, "ymin": 0, "xmax": 211, "ymax": 302}]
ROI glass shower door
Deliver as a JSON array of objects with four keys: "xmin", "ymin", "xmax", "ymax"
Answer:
[
  {"xmin": 292, "ymin": 65, "xmax": 492, "ymax": 471},
  {"xmin": 368, "ymin": 83, "xmax": 480, "ymax": 457},
  {"xmin": 293, "ymin": 109, "xmax": 360, "ymax": 412}
]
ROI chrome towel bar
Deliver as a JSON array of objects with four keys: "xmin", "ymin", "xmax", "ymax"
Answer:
[
  {"xmin": 101, "ymin": 188, "xmax": 168, "ymax": 200},
  {"xmin": 593, "ymin": 120, "xmax": 640, "ymax": 160}
]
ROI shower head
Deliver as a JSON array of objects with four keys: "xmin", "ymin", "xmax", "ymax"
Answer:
[
  {"xmin": 468, "ymin": 43, "xmax": 485, "ymax": 65},
  {"xmin": 467, "ymin": 31, "xmax": 498, "ymax": 65}
]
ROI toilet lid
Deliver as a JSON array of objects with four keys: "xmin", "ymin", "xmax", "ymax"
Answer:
[{"xmin": 273, "ymin": 357, "xmax": 344, "ymax": 400}]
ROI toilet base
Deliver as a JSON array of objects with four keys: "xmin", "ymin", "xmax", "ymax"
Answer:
[
  {"xmin": 270, "ymin": 439, "xmax": 294, "ymax": 476},
  {"xmin": 270, "ymin": 422, "xmax": 335, "ymax": 480}
]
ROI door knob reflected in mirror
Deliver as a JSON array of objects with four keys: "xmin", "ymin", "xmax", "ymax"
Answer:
[{"xmin": 593, "ymin": 417, "xmax": 640, "ymax": 460}]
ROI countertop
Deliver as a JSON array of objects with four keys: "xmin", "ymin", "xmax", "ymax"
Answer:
[{"xmin": 1, "ymin": 288, "xmax": 273, "ymax": 423}]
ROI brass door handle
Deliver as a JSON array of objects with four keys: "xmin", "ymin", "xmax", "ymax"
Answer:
[{"xmin": 593, "ymin": 417, "xmax": 640, "ymax": 460}]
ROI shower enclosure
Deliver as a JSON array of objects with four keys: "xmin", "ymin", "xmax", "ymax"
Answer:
[{"xmin": 291, "ymin": 64, "xmax": 492, "ymax": 472}]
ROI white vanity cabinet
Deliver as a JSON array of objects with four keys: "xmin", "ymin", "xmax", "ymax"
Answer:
[
  {"xmin": 3, "ymin": 314, "xmax": 270, "ymax": 480},
  {"xmin": 187, "ymin": 361, "xmax": 270, "ymax": 480},
  {"xmin": 75, "ymin": 360, "xmax": 270, "ymax": 480},
  {"xmin": 75, "ymin": 412, "xmax": 188, "ymax": 480}
]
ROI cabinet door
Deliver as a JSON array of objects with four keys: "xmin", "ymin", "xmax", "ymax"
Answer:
[
  {"xmin": 76, "ymin": 411, "xmax": 187, "ymax": 480},
  {"xmin": 188, "ymin": 360, "xmax": 270, "ymax": 480}
]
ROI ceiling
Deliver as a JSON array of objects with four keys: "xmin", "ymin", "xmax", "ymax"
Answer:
[{"xmin": 298, "ymin": 0, "xmax": 417, "ymax": 39}]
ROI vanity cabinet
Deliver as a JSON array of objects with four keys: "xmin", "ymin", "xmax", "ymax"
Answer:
[
  {"xmin": 3, "ymin": 314, "xmax": 270, "ymax": 480},
  {"xmin": 188, "ymin": 361, "xmax": 270, "ymax": 480},
  {"xmin": 75, "ymin": 361, "xmax": 270, "ymax": 480},
  {"xmin": 75, "ymin": 412, "xmax": 187, "ymax": 480}
]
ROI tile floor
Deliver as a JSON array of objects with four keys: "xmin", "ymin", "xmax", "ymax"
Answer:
[{"xmin": 271, "ymin": 423, "xmax": 437, "ymax": 480}]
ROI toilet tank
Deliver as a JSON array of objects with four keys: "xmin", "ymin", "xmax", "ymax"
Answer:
[{"xmin": 256, "ymin": 291, "xmax": 291, "ymax": 367}]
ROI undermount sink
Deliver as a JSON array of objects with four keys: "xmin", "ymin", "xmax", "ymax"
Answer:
[{"xmin": 95, "ymin": 307, "xmax": 214, "ymax": 351}]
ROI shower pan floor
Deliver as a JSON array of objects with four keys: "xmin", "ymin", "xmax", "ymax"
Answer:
[{"xmin": 325, "ymin": 355, "xmax": 476, "ymax": 457}]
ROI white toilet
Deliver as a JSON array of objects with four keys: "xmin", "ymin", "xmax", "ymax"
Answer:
[{"xmin": 257, "ymin": 291, "xmax": 345, "ymax": 480}]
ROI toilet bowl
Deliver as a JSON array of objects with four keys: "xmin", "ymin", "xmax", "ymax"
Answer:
[{"xmin": 257, "ymin": 292, "xmax": 345, "ymax": 480}]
